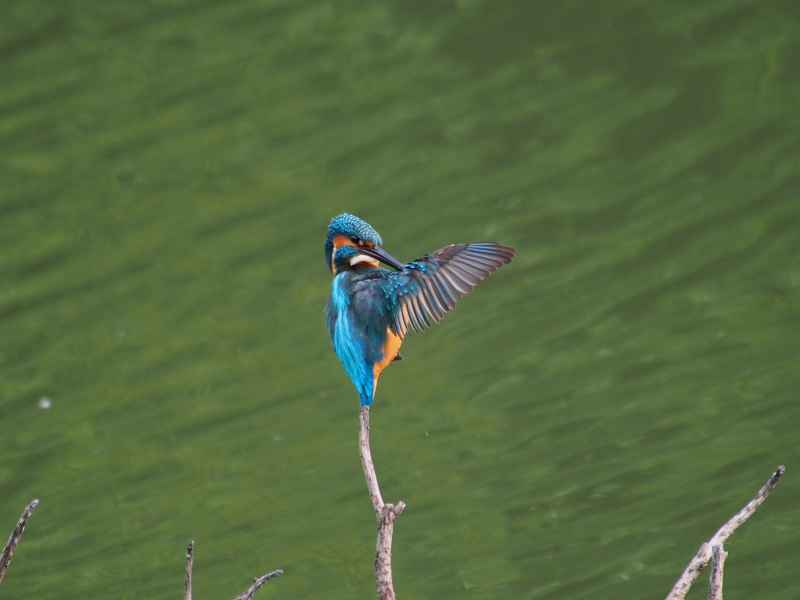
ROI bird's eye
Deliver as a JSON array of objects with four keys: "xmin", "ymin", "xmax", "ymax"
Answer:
[{"xmin": 350, "ymin": 235, "xmax": 360, "ymax": 244}]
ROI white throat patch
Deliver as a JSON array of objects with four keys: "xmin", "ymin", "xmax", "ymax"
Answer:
[{"xmin": 349, "ymin": 254, "xmax": 379, "ymax": 267}]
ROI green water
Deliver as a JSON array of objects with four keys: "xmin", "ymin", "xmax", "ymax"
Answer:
[{"xmin": 2, "ymin": 1, "xmax": 799, "ymax": 598}]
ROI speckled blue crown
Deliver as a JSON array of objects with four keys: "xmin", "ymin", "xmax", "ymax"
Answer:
[{"xmin": 324, "ymin": 213, "xmax": 383, "ymax": 270}]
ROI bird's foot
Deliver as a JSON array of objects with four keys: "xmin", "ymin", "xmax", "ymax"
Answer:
[{"xmin": 392, "ymin": 352, "xmax": 403, "ymax": 362}]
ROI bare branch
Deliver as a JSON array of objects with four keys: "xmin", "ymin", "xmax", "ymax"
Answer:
[
  {"xmin": 231, "ymin": 570, "xmax": 284, "ymax": 600},
  {"xmin": 707, "ymin": 544, "xmax": 727, "ymax": 600},
  {"xmin": 185, "ymin": 540, "xmax": 194, "ymax": 600},
  {"xmin": 0, "ymin": 499, "xmax": 39, "ymax": 590},
  {"xmin": 359, "ymin": 406, "xmax": 405, "ymax": 600},
  {"xmin": 359, "ymin": 406, "xmax": 384, "ymax": 512},
  {"xmin": 666, "ymin": 465, "xmax": 784, "ymax": 600}
]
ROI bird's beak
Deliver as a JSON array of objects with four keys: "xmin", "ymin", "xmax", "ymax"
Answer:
[{"xmin": 361, "ymin": 245, "xmax": 404, "ymax": 270}]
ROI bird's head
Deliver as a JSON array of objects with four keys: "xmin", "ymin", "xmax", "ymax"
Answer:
[{"xmin": 325, "ymin": 213, "xmax": 404, "ymax": 274}]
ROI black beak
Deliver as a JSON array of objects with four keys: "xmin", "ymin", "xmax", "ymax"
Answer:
[{"xmin": 361, "ymin": 245, "xmax": 404, "ymax": 270}]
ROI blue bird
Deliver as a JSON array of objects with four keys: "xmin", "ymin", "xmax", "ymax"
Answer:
[{"xmin": 324, "ymin": 213, "xmax": 515, "ymax": 406}]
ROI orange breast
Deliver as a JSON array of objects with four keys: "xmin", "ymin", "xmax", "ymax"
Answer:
[{"xmin": 372, "ymin": 328, "xmax": 403, "ymax": 382}]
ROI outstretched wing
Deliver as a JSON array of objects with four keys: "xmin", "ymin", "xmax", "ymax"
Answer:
[{"xmin": 382, "ymin": 242, "xmax": 515, "ymax": 338}]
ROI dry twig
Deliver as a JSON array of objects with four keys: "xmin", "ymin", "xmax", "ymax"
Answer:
[
  {"xmin": 183, "ymin": 540, "xmax": 282, "ymax": 600},
  {"xmin": 0, "ymin": 499, "xmax": 39, "ymax": 590},
  {"xmin": 707, "ymin": 544, "xmax": 726, "ymax": 600},
  {"xmin": 231, "ymin": 570, "xmax": 284, "ymax": 600},
  {"xmin": 185, "ymin": 540, "xmax": 194, "ymax": 600},
  {"xmin": 665, "ymin": 465, "xmax": 784, "ymax": 600},
  {"xmin": 359, "ymin": 406, "xmax": 405, "ymax": 600}
]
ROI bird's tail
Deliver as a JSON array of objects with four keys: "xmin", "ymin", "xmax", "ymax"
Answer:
[
  {"xmin": 358, "ymin": 378, "xmax": 375, "ymax": 406},
  {"xmin": 359, "ymin": 390, "xmax": 373, "ymax": 406}
]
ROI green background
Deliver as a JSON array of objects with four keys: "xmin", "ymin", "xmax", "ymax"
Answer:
[{"xmin": 1, "ymin": 1, "xmax": 799, "ymax": 598}]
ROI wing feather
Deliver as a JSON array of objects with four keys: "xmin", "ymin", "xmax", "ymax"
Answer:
[
  {"xmin": 397, "ymin": 304, "xmax": 410, "ymax": 337},
  {"xmin": 382, "ymin": 242, "xmax": 515, "ymax": 338},
  {"xmin": 419, "ymin": 283, "xmax": 445, "ymax": 321},
  {"xmin": 428, "ymin": 275, "xmax": 458, "ymax": 309},
  {"xmin": 403, "ymin": 298, "xmax": 422, "ymax": 334},
  {"xmin": 441, "ymin": 269, "xmax": 471, "ymax": 294},
  {"xmin": 410, "ymin": 294, "xmax": 432, "ymax": 329}
]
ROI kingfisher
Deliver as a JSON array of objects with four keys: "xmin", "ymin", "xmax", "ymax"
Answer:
[{"xmin": 324, "ymin": 213, "xmax": 515, "ymax": 406}]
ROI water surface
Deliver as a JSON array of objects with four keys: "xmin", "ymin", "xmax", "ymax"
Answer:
[{"xmin": 1, "ymin": 1, "xmax": 799, "ymax": 599}]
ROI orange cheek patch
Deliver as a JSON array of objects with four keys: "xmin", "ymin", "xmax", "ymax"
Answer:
[{"xmin": 333, "ymin": 234, "xmax": 356, "ymax": 250}]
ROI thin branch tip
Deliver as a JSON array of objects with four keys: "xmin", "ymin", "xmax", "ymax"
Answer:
[
  {"xmin": 0, "ymin": 499, "xmax": 41, "ymax": 589},
  {"xmin": 772, "ymin": 465, "xmax": 785, "ymax": 481},
  {"xmin": 231, "ymin": 569, "xmax": 283, "ymax": 600},
  {"xmin": 184, "ymin": 540, "xmax": 194, "ymax": 600}
]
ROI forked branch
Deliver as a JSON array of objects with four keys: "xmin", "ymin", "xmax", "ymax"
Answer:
[{"xmin": 665, "ymin": 465, "xmax": 784, "ymax": 600}]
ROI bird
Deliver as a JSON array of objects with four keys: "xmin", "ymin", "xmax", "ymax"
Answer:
[{"xmin": 324, "ymin": 213, "xmax": 515, "ymax": 406}]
